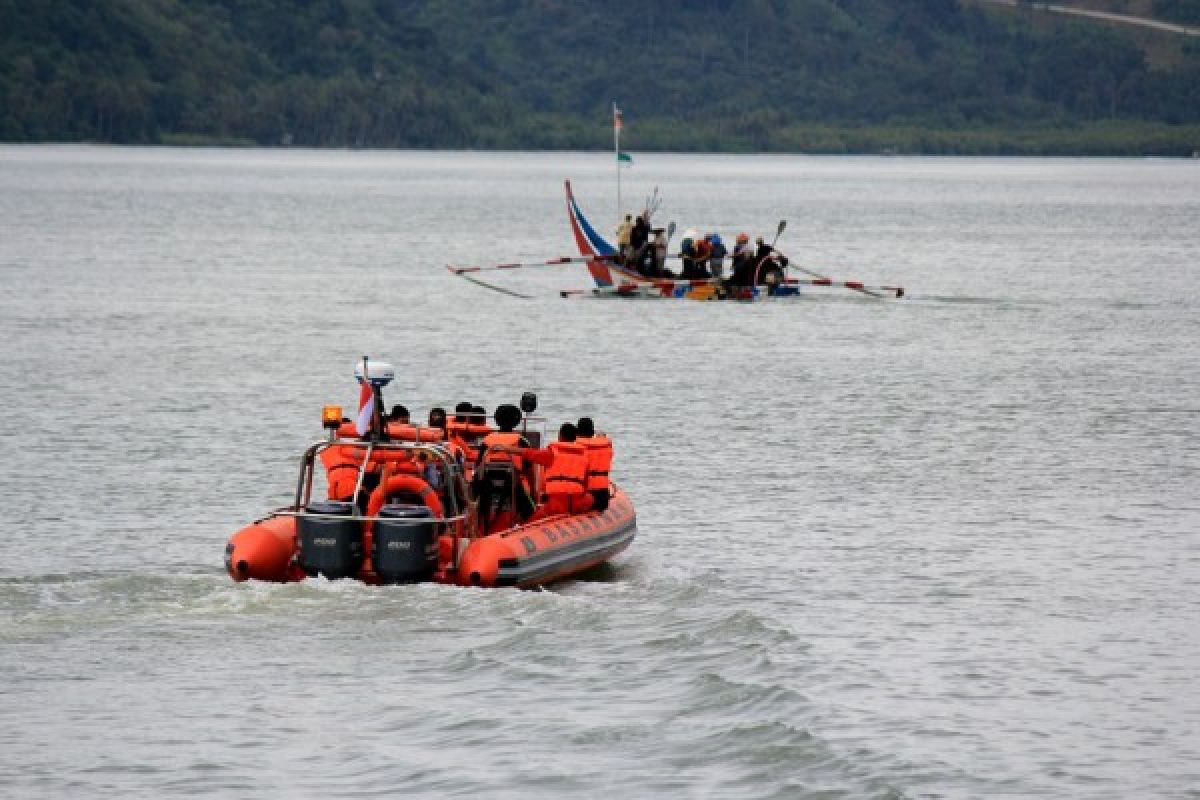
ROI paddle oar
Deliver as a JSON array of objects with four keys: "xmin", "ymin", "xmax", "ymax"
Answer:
[
  {"xmin": 447, "ymin": 255, "xmax": 617, "ymax": 274},
  {"xmin": 766, "ymin": 216, "xmax": 887, "ymax": 298},
  {"xmin": 786, "ymin": 262, "xmax": 887, "ymax": 299},
  {"xmin": 773, "ymin": 218, "xmax": 885, "ymax": 300},
  {"xmin": 786, "ymin": 277, "xmax": 905, "ymax": 298}
]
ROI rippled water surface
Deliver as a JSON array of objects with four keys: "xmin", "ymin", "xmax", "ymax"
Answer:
[{"xmin": 1, "ymin": 146, "xmax": 1197, "ymax": 799}]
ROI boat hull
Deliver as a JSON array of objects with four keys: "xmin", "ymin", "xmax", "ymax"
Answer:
[
  {"xmin": 225, "ymin": 514, "xmax": 301, "ymax": 583},
  {"xmin": 457, "ymin": 487, "xmax": 637, "ymax": 588},
  {"xmin": 225, "ymin": 487, "xmax": 636, "ymax": 589}
]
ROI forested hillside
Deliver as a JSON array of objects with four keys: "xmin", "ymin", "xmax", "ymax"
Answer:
[{"xmin": 2, "ymin": 0, "xmax": 1198, "ymax": 154}]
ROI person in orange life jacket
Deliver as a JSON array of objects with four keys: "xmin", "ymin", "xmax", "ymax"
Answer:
[
  {"xmin": 320, "ymin": 417, "xmax": 361, "ymax": 500},
  {"xmin": 473, "ymin": 403, "xmax": 535, "ymax": 522},
  {"xmin": 575, "ymin": 417, "xmax": 612, "ymax": 513},
  {"xmin": 425, "ymin": 405, "xmax": 473, "ymax": 514},
  {"xmin": 423, "ymin": 406, "xmax": 461, "ymax": 487},
  {"xmin": 322, "ymin": 414, "xmax": 400, "ymax": 510},
  {"xmin": 449, "ymin": 401, "xmax": 488, "ymax": 464},
  {"xmin": 520, "ymin": 423, "xmax": 592, "ymax": 521},
  {"xmin": 446, "ymin": 403, "xmax": 476, "ymax": 457},
  {"xmin": 385, "ymin": 402, "xmax": 438, "ymax": 480},
  {"xmin": 409, "ymin": 406, "xmax": 447, "ymax": 490}
]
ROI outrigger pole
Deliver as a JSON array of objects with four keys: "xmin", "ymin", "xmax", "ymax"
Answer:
[{"xmin": 446, "ymin": 256, "xmax": 617, "ymax": 274}]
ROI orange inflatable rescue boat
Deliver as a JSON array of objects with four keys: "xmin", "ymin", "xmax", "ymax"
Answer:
[{"xmin": 224, "ymin": 358, "xmax": 636, "ymax": 588}]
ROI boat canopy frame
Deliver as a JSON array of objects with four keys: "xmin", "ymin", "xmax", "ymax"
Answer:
[{"xmin": 281, "ymin": 438, "xmax": 473, "ymax": 528}]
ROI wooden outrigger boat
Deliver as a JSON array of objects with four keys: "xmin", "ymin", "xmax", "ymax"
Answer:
[
  {"xmin": 563, "ymin": 180, "xmax": 904, "ymax": 301},
  {"xmin": 225, "ymin": 359, "xmax": 636, "ymax": 589},
  {"xmin": 448, "ymin": 181, "xmax": 905, "ymax": 301}
]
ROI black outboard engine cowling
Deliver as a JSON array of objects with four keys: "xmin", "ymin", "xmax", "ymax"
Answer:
[
  {"xmin": 297, "ymin": 500, "xmax": 363, "ymax": 579},
  {"xmin": 372, "ymin": 504, "xmax": 438, "ymax": 584}
]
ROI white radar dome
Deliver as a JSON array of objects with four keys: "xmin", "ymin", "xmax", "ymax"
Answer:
[{"xmin": 354, "ymin": 358, "xmax": 395, "ymax": 388}]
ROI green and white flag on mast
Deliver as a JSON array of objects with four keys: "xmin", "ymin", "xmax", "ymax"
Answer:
[{"xmin": 613, "ymin": 101, "xmax": 633, "ymax": 219}]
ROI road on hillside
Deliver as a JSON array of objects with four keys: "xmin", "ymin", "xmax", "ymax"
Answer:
[{"xmin": 975, "ymin": 0, "xmax": 1200, "ymax": 36}]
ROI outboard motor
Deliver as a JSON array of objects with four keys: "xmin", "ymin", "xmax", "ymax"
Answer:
[
  {"xmin": 372, "ymin": 504, "xmax": 438, "ymax": 583},
  {"xmin": 297, "ymin": 500, "xmax": 363, "ymax": 579}
]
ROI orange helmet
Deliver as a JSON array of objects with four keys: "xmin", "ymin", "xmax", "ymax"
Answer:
[{"xmin": 736, "ymin": 232, "xmax": 749, "ymax": 244}]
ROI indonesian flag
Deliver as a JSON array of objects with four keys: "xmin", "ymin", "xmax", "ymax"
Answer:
[
  {"xmin": 613, "ymin": 104, "xmax": 623, "ymax": 133},
  {"xmin": 355, "ymin": 380, "xmax": 374, "ymax": 436}
]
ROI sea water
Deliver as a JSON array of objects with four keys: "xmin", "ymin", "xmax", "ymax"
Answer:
[{"xmin": 0, "ymin": 146, "xmax": 1197, "ymax": 798}]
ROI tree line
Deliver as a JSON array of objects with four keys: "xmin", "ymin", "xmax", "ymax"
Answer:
[{"xmin": 2, "ymin": 0, "xmax": 1198, "ymax": 154}]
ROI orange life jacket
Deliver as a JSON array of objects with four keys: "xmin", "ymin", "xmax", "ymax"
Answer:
[
  {"xmin": 542, "ymin": 441, "xmax": 588, "ymax": 497},
  {"xmin": 577, "ymin": 434, "xmax": 613, "ymax": 492},
  {"xmin": 448, "ymin": 421, "xmax": 493, "ymax": 441},
  {"xmin": 319, "ymin": 444, "xmax": 364, "ymax": 500},
  {"xmin": 480, "ymin": 431, "xmax": 526, "ymax": 469},
  {"xmin": 386, "ymin": 423, "xmax": 445, "ymax": 443},
  {"xmin": 320, "ymin": 443, "xmax": 418, "ymax": 501}
]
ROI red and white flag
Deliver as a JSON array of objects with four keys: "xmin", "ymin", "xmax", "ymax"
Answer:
[
  {"xmin": 355, "ymin": 379, "xmax": 374, "ymax": 436},
  {"xmin": 613, "ymin": 104, "xmax": 623, "ymax": 133}
]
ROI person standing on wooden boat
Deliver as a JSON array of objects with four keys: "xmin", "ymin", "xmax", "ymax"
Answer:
[
  {"xmin": 699, "ymin": 235, "xmax": 715, "ymax": 277},
  {"xmin": 754, "ymin": 235, "xmax": 788, "ymax": 268},
  {"xmin": 707, "ymin": 234, "xmax": 727, "ymax": 280},
  {"xmin": 629, "ymin": 214, "xmax": 651, "ymax": 274},
  {"xmin": 753, "ymin": 235, "xmax": 789, "ymax": 288},
  {"xmin": 679, "ymin": 231, "xmax": 700, "ymax": 278},
  {"xmin": 732, "ymin": 232, "xmax": 751, "ymax": 262},
  {"xmin": 726, "ymin": 233, "xmax": 756, "ymax": 288},
  {"xmin": 616, "ymin": 213, "xmax": 634, "ymax": 261},
  {"xmin": 576, "ymin": 417, "xmax": 612, "ymax": 513},
  {"xmin": 689, "ymin": 235, "xmax": 713, "ymax": 279},
  {"xmin": 652, "ymin": 228, "xmax": 669, "ymax": 277},
  {"xmin": 521, "ymin": 423, "xmax": 592, "ymax": 521}
]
